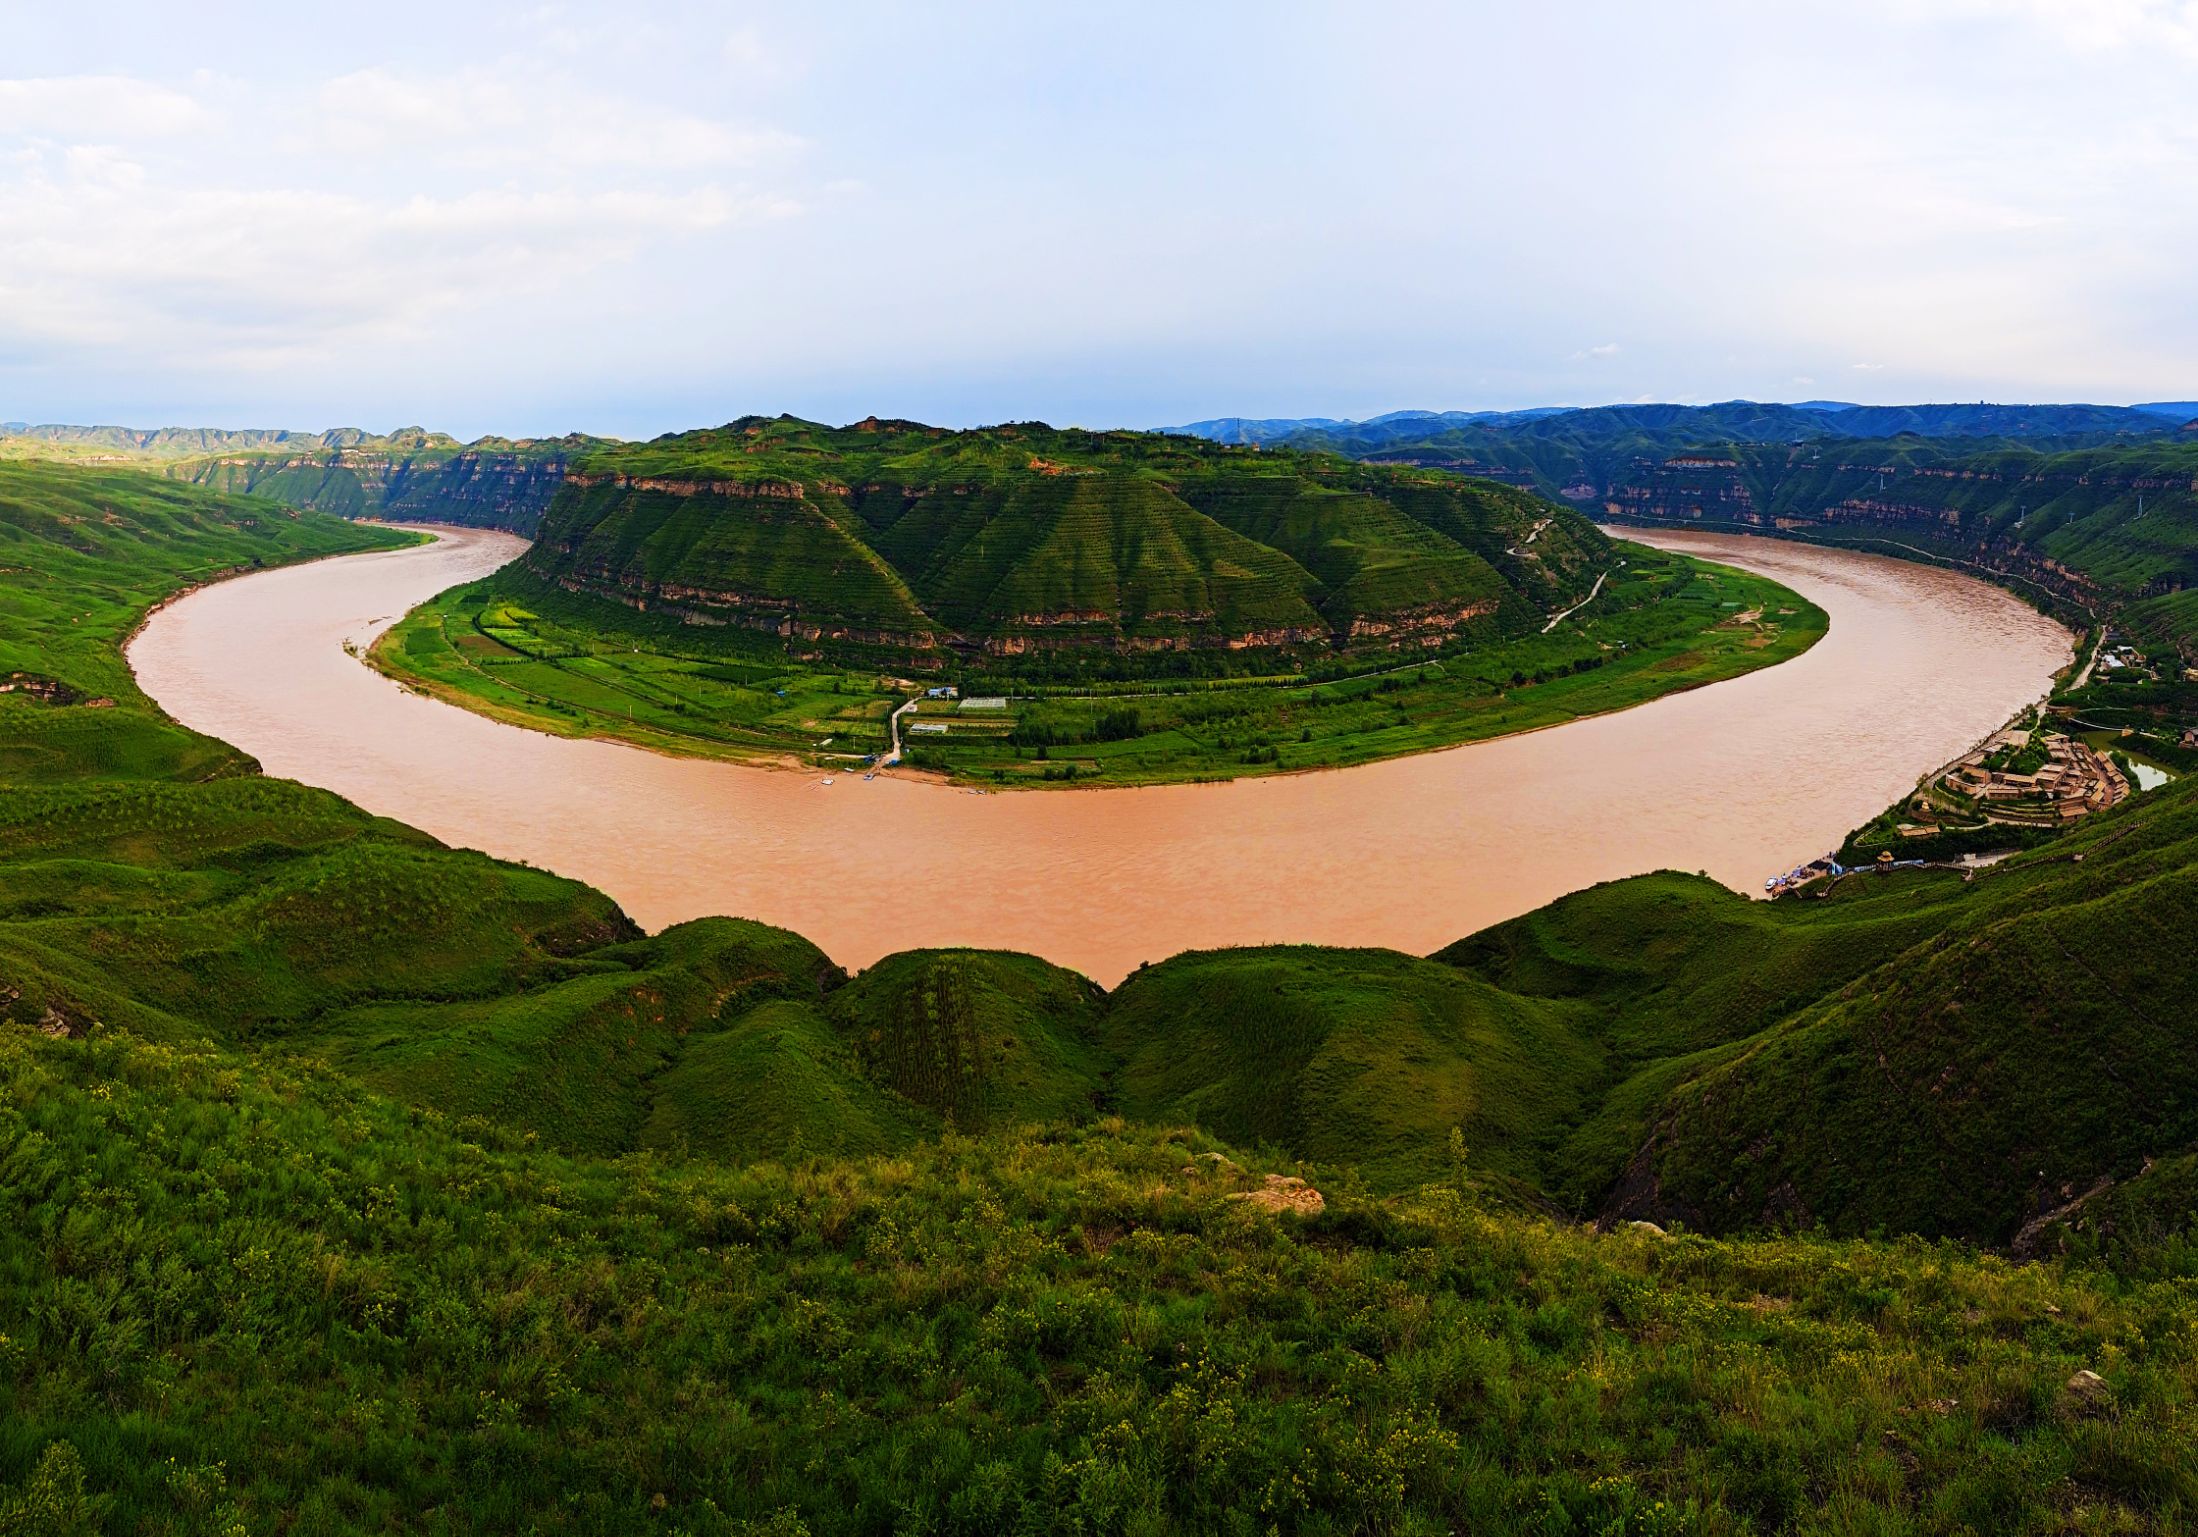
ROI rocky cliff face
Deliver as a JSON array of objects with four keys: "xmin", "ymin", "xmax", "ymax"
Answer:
[
  {"xmin": 1589, "ymin": 445, "xmax": 2198, "ymax": 647},
  {"xmin": 166, "ymin": 448, "xmax": 572, "ymax": 535}
]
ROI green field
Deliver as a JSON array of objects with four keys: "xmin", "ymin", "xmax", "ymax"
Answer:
[
  {"xmin": 12, "ymin": 458, "xmax": 2198, "ymax": 1530},
  {"xmin": 377, "ymin": 545, "xmax": 1823, "ymax": 785}
]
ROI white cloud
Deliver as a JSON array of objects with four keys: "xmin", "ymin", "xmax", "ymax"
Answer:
[
  {"xmin": 0, "ymin": 157, "xmax": 787, "ymax": 365},
  {"xmin": 0, "ymin": 60, "xmax": 809, "ymax": 375},
  {"xmin": 1572, "ymin": 342, "xmax": 1620, "ymax": 360},
  {"xmin": 1910, "ymin": 0, "xmax": 2198, "ymax": 58},
  {"xmin": 0, "ymin": 75, "xmax": 210, "ymax": 138},
  {"xmin": 312, "ymin": 65, "xmax": 800, "ymax": 172}
]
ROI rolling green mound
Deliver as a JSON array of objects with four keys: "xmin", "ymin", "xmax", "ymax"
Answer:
[
  {"xmin": 527, "ymin": 415, "xmax": 1608, "ymax": 659},
  {"xmin": 1105, "ymin": 946, "xmax": 1595, "ymax": 1194},
  {"xmin": 823, "ymin": 949, "xmax": 1108, "ymax": 1131}
]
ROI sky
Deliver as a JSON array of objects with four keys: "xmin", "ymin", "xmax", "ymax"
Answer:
[{"xmin": 2, "ymin": 0, "xmax": 2195, "ymax": 438}]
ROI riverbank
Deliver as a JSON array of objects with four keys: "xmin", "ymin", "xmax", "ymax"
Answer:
[{"xmin": 367, "ymin": 538, "xmax": 1828, "ymax": 790}]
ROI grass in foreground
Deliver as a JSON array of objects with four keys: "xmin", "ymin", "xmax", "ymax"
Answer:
[
  {"xmin": 374, "ymin": 546, "xmax": 1825, "ymax": 786},
  {"xmin": 7, "ymin": 1029, "xmax": 2197, "ymax": 1536}
]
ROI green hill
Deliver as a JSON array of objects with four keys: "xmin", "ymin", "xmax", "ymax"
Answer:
[
  {"xmin": 527, "ymin": 415, "xmax": 1609, "ymax": 660},
  {"xmin": 382, "ymin": 416, "xmax": 1824, "ymax": 788}
]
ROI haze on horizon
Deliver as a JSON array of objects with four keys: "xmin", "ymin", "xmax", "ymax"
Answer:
[{"xmin": 3, "ymin": 0, "xmax": 2194, "ymax": 440}]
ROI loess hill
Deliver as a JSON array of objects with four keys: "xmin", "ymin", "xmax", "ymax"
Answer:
[
  {"xmin": 11, "ymin": 460, "xmax": 2198, "ymax": 1529},
  {"xmin": 522, "ymin": 415, "xmax": 1611, "ymax": 664},
  {"xmin": 1190, "ymin": 407, "xmax": 2198, "ymax": 656}
]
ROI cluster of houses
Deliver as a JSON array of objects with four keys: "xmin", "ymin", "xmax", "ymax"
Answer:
[{"xmin": 1938, "ymin": 728, "xmax": 2128, "ymax": 824}]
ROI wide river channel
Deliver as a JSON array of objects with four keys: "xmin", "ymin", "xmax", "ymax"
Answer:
[{"xmin": 131, "ymin": 526, "xmax": 2071, "ymax": 984}]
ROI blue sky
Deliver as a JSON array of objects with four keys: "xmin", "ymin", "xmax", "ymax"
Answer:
[{"xmin": 3, "ymin": 1, "xmax": 2194, "ymax": 437}]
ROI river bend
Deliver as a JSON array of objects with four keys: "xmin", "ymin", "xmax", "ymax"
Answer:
[{"xmin": 129, "ymin": 526, "xmax": 2071, "ymax": 983}]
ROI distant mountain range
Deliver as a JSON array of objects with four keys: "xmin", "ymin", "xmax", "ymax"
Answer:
[
  {"xmin": 0, "ymin": 421, "xmax": 595, "ymax": 457},
  {"xmin": 1163, "ymin": 407, "xmax": 1573, "ymax": 446},
  {"xmin": 1158, "ymin": 399, "xmax": 2194, "ymax": 451}
]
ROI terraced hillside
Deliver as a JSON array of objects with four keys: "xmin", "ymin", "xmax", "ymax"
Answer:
[
  {"xmin": 525, "ymin": 415, "xmax": 1607, "ymax": 661},
  {"xmin": 11, "ymin": 457, "xmax": 2198, "ymax": 1529}
]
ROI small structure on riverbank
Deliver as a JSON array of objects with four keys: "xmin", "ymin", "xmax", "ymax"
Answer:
[{"xmin": 1923, "ymin": 727, "xmax": 2127, "ymax": 832}]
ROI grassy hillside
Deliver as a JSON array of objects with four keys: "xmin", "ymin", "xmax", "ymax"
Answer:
[
  {"xmin": 12, "ymin": 457, "xmax": 2198, "ymax": 1527},
  {"xmin": 17, "ymin": 1037, "xmax": 2198, "ymax": 1534},
  {"xmin": 0, "ymin": 461, "xmax": 412, "ymax": 784},
  {"xmin": 530, "ymin": 415, "xmax": 1612, "ymax": 660}
]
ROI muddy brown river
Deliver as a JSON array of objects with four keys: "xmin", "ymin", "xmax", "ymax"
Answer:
[{"xmin": 129, "ymin": 525, "xmax": 2071, "ymax": 984}]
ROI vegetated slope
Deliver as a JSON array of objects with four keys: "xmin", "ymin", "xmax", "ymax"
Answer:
[
  {"xmin": 523, "ymin": 415, "xmax": 1608, "ymax": 664},
  {"xmin": 822, "ymin": 949, "xmax": 1108, "ymax": 1131},
  {"xmin": 19, "ymin": 1042, "xmax": 2198, "ymax": 1535},
  {"xmin": 1104, "ymin": 946, "xmax": 1598, "ymax": 1195},
  {"xmin": 1592, "ymin": 437, "xmax": 2198, "ymax": 651},
  {"xmin": 1212, "ymin": 406, "xmax": 2198, "ymax": 654},
  {"xmin": 1440, "ymin": 785, "xmax": 2198, "ymax": 1245},
  {"xmin": 0, "ymin": 461, "xmax": 408, "ymax": 784},
  {"xmin": 0, "ymin": 421, "xmax": 593, "ymax": 535},
  {"xmin": 163, "ymin": 427, "xmax": 593, "ymax": 536},
  {"xmin": 13, "ymin": 458, "xmax": 2198, "ymax": 1528}
]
